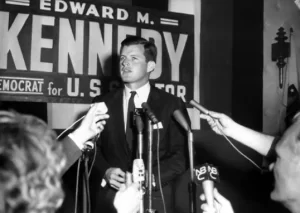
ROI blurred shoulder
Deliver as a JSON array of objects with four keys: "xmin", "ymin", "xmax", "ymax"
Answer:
[{"xmin": 151, "ymin": 85, "xmax": 184, "ymax": 104}]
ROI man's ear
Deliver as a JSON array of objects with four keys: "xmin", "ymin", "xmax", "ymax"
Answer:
[{"xmin": 147, "ymin": 61, "xmax": 156, "ymax": 73}]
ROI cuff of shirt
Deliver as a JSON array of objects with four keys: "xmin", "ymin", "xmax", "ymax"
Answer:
[{"xmin": 68, "ymin": 133, "xmax": 84, "ymax": 150}]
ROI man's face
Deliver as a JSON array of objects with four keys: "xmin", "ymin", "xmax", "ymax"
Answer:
[
  {"xmin": 270, "ymin": 115, "xmax": 300, "ymax": 208},
  {"xmin": 119, "ymin": 44, "xmax": 154, "ymax": 88}
]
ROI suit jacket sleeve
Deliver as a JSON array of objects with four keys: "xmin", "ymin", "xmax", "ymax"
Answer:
[
  {"xmin": 92, "ymin": 138, "xmax": 111, "ymax": 180},
  {"xmin": 60, "ymin": 136, "xmax": 82, "ymax": 175},
  {"xmin": 152, "ymin": 98, "xmax": 189, "ymax": 188},
  {"xmin": 91, "ymin": 95, "xmax": 112, "ymax": 180}
]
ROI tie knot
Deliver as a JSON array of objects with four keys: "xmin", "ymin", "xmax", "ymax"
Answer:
[{"xmin": 130, "ymin": 91, "xmax": 136, "ymax": 98}]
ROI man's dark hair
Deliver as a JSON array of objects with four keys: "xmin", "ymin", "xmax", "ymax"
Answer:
[{"xmin": 121, "ymin": 36, "xmax": 157, "ymax": 62}]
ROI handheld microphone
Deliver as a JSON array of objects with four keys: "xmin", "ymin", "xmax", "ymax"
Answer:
[
  {"xmin": 189, "ymin": 100, "xmax": 209, "ymax": 115},
  {"xmin": 194, "ymin": 163, "xmax": 220, "ymax": 208},
  {"xmin": 83, "ymin": 141, "xmax": 94, "ymax": 150},
  {"xmin": 141, "ymin": 102, "xmax": 159, "ymax": 124}
]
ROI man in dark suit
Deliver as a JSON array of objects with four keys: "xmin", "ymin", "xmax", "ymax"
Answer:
[{"xmin": 92, "ymin": 36, "xmax": 190, "ymax": 213}]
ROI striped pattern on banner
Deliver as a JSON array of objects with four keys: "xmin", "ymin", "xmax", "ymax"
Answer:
[
  {"xmin": 160, "ymin": 18, "xmax": 179, "ymax": 26},
  {"xmin": 5, "ymin": 0, "xmax": 30, "ymax": 6}
]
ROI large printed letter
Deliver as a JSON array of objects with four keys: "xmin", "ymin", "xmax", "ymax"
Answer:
[
  {"xmin": 58, "ymin": 18, "xmax": 84, "ymax": 74},
  {"xmin": 69, "ymin": 1, "xmax": 86, "ymax": 15},
  {"xmin": 88, "ymin": 23, "xmax": 112, "ymax": 76},
  {"xmin": 55, "ymin": 0, "xmax": 68, "ymax": 12},
  {"xmin": 137, "ymin": 12, "xmax": 149, "ymax": 24},
  {"xmin": 31, "ymin": 15, "xmax": 54, "ymax": 72},
  {"xmin": 0, "ymin": 12, "xmax": 28, "ymax": 70},
  {"xmin": 141, "ymin": 29, "xmax": 162, "ymax": 80},
  {"xmin": 163, "ymin": 32, "xmax": 187, "ymax": 81},
  {"xmin": 117, "ymin": 26, "xmax": 136, "ymax": 54}
]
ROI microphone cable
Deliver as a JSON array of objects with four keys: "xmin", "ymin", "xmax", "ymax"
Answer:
[
  {"xmin": 154, "ymin": 124, "xmax": 167, "ymax": 213},
  {"xmin": 56, "ymin": 115, "xmax": 85, "ymax": 140},
  {"xmin": 88, "ymin": 134, "xmax": 99, "ymax": 177},
  {"xmin": 211, "ymin": 117, "xmax": 263, "ymax": 172},
  {"xmin": 84, "ymin": 154, "xmax": 91, "ymax": 213},
  {"xmin": 56, "ymin": 115, "xmax": 98, "ymax": 213},
  {"xmin": 73, "ymin": 141, "xmax": 96, "ymax": 213},
  {"xmin": 74, "ymin": 156, "xmax": 82, "ymax": 213},
  {"xmin": 55, "ymin": 115, "xmax": 85, "ymax": 213}
]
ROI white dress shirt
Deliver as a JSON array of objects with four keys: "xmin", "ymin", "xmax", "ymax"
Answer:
[{"xmin": 123, "ymin": 82, "xmax": 151, "ymax": 131}]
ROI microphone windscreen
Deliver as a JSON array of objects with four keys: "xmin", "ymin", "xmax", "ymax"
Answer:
[
  {"xmin": 173, "ymin": 109, "xmax": 190, "ymax": 132},
  {"xmin": 194, "ymin": 163, "xmax": 220, "ymax": 185},
  {"xmin": 136, "ymin": 115, "xmax": 144, "ymax": 132},
  {"xmin": 141, "ymin": 102, "xmax": 159, "ymax": 124}
]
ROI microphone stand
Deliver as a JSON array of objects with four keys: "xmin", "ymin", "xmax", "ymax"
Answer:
[
  {"xmin": 187, "ymin": 130, "xmax": 196, "ymax": 213},
  {"xmin": 146, "ymin": 119, "xmax": 156, "ymax": 213},
  {"xmin": 135, "ymin": 112, "xmax": 145, "ymax": 213},
  {"xmin": 81, "ymin": 146, "xmax": 93, "ymax": 213}
]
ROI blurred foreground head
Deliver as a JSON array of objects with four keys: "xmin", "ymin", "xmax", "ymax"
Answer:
[
  {"xmin": 270, "ymin": 112, "xmax": 300, "ymax": 213},
  {"xmin": 0, "ymin": 111, "xmax": 66, "ymax": 213}
]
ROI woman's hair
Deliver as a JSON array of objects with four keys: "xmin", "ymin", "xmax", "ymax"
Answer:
[{"xmin": 0, "ymin": 110, "xmax": 66, "ymax": 213}]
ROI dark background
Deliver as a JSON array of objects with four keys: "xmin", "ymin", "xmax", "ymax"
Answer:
[{"xmin": 0, "ymin": 0, "xmax": 290, "ymax": 212}]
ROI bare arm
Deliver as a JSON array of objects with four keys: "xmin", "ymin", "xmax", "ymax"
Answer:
[{"xmin": 200, "ymin": 111, "xmax": 274, "ymax": 156}]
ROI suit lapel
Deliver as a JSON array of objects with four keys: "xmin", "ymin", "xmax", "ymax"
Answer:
[
  {"xmin": 109, "ymin": 89, "xmax": 131, "ymax": 157},
  {"xmin": 147, "ymin": 85, "xmax": 160, "ymax": 116}
]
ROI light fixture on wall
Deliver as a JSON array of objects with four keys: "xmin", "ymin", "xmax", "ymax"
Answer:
[{"xmin": 271, "ymin": 27, "xmax": 290, "ymax": 89}]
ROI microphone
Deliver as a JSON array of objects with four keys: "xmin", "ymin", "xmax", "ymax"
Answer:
[
  {"xmin": 189, "ymin": 100, "xmax": 209, "ymax": 115},
  {"xmin": 132, "ymin": 159, "xmax": 145, "ymax": 183},
  {"xmin": 84, "ymin": 141, "xmax": 94, "ymax": 150},
  {"xmin": 141, "ymin": 102, "xmax": 159, "ymax": 124},
  {"xmin": 173, "ymin": 109, "xmax": 196, "ymax": 213},
  {"xmin": 194, "ymin": 163, "xmax": 220, "ymax": 208},
  {"xmin": 132, "ymin": 159, "xmax": 145, "ymax": 213},
  {"xmin": 173, "ymin": 109, "xmax": 191, "ymax": 132},
  {"xmin": 134, "ymin": 109, "xmax": 144, "ymax": 159},
  {"xmin": 135, "ymin": 110, "xmax": 144, "ymax": 133}
]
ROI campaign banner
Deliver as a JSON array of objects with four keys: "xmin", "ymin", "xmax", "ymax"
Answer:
[{"xmin": 0, "ymin": 0, "xmax": 194, "ymax": 103}]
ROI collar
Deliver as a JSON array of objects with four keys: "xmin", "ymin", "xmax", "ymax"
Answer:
[{"xmin": 124, "ymin": 82, "xmax": 151, "ymax": 108}]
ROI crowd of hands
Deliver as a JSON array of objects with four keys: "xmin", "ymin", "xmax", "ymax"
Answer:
[{"xmin": 76, "ymin": 103, "xmax": 237, "ymax": 213}]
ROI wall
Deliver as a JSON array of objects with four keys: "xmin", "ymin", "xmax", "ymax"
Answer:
[{"xmin": 264, "ymin": 0, "xmax": 300, "ymax": 135}]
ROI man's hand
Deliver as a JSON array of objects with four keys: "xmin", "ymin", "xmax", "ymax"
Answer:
[
  {"xmin": 71, "ymin": 103, "xmax": 109, "ymax": 146},
  {"xmin": 200, "ymin": 189, "xmax": 234, "ymax": 213},
  {"xmin": 105, "ymin": 168, "xmax": 126, "ymax": 190},
  {"xmin": 199, "ymin": 111, "xmax": 237, "ymax": 137},
  {"xmin": 113, "ymin": 182, "xmax": 141, "ymax": 213}
]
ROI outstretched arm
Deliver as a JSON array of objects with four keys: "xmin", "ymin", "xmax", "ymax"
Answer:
[{"xmin": 200, "ymin": 111, "xmax": 274, "ymax": 156}]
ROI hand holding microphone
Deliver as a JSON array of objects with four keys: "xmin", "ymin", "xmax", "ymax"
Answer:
[
  {"xmin": 200, "ymin": 189, "xmax": 234, "ymax": 213},
  {"xmin": 71, "ymin": 102, "xmax": 109, "ymax": 145},
  {"xmin": 190, "ymin": 100, "xmax": 237, "ymax": 137},
  {"xmin": 194, "ymin": 163, "xmax": 220, "ymax": 208}
]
